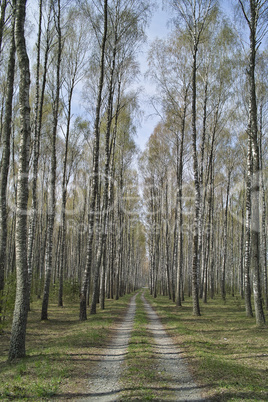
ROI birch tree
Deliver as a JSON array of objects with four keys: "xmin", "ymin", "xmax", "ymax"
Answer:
[
  {"xmin": 0, "ymin": 1, "xmax": 15, "ymax": 317},
  {"xmin": 0, "ymin": 0, "xmax": 7, "ymax": 57},
  {"xmin": 41, "ymin": 0, "xmax": 62, "ymax": 320},
  {"xmin": 80, "ymin": 0, "xmax": 108, "ymax": 321},
  {"xmin": 239, "ymin": 0, "xmax": 267, "ymax": 325},
  {"xmin": 168, "ymin": 0, "xmax": 217, "ymax": 315},
  {"xmin": 89, "ymin": 0, "xmax": 150, "ymax": 314},
  {"xmin": 58, "ymin": 9, "xmax": 88, "ymax": 307},
  {"xmin": 9, "ymin": 0, "xmax": 31, "ymax": 360}
]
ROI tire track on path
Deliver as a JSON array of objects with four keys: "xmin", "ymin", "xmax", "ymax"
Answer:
[
  {"xmin": 78, "ymin": 291, "xmax": 205, "ymax": 401},
  {"xmin": 141, "ymin": 292, "xmax": 205, "ymax": 401},
  {"xmin": 78, "ymin": 293, "xmax": 137, "ymax": 401}
]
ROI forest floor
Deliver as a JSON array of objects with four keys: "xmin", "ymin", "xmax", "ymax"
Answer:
[
  {"xmin": 0, "ymin": 289, "xmax": 267, "ymax": 401},
  {"xmin": 76, "ymin": 291, "xmax": 204, "ymax": 401}
]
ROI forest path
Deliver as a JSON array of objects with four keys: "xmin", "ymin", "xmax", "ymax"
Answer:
[
  {"xmin": 78, "ymin": 291, "xmax": 205, "ymax": 401},
  {"xmin": 78, "ymin": 293, "xmax": 138, "ymax": 402},
  {"xmin": 141, "ymin": 292, "xmax": 205, "ymax": 401}
]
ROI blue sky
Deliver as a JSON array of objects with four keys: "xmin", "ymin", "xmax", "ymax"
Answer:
[
  {"xmin": 26, "ymin": 0, "xmax": 235, "ymax": 153},
  {"xmin": 26, "ymin": 0, "xmax": 169, "ymax": 152},
  {"xmin": 135, "ymin": 4, "xmax": 170, "ymax": 152},
  {"xmin": 135, "ymin": 0, "xmax": 234, "ymax": 152}
]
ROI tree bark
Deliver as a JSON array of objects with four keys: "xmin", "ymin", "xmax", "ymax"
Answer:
[
  {"xmin": 221, "ymin": 169, "xmax": 231, "ymax": 301},
  {"xmin": 90, "ymin": 31, "xmax": 117, "ymax": 314},
  {"xmin": 79, "ymin": 0, "xmax": 108, "ymax": 320},
  {"xmin": 27, "ymin": 0, "xmax": 43, "ymax": 308},
  {"xmin": 240, "ymin": 195, "xmax": 245, "ymax": 299},
  {"xmin": 58, "ymin": 85, "xmax": 73, "ymax": 307},
  {"xmin": 259, "ymin": 106, "xmax": 268, "ymax": 310},
  {"xmin": 0, "ymin": 0, "xmax": 7, "ymax": 57},
  {"xmin": 176, "ymin": 88, "xmax": 188, "ymax": 307},
  {"xmin": 0, "ymin": 4, "xmax": 15, "ymax": 317},
  {"xmin": 41, "ymin": 0, "xmax": 62, "ymax": 321},
  {"xmin": 191, "ymin": 43, "xmax": 201, "ymax": 316},
  {"xmin": 247, "ymin": 0, "xmax": 265, "ymax": 325},
  {"xmin": 9, "ymin": 0, "xmax": 31, "ymax": 360},
  {"xmin": 245, "ymin": 137, "xmax": 253, "ymax": 317}
]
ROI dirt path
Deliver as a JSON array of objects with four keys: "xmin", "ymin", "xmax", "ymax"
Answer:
[
  {"xmin": 78, "ymin": 294, "xmax": 137, "ymax": 401},
  {"xmin": 79, "ymin": 292, "xmax": 205, "ymax": 401},
  {"xmin": 141, "ymin": 292, "xmax": 205, "ymax": 401}
]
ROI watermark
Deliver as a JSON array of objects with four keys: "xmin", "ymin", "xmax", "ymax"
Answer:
[{"xmin": 6, "ymin": 168, "xmax": 267, "ymax": 234}]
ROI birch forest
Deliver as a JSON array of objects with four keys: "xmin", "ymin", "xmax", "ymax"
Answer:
[{"xmin": 0, "ymin": 0, "xmax": 267, "ymax": 360}]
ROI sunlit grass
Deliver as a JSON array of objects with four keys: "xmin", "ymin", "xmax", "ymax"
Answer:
[
  {"xmin": 146, "ymin": 290, "xmax": 268, "ymax": 401},
  {"xmin": 0, "ymin": 293, "xmax": 133, "ymax": 400},
  {"xmin": 1, "ymin": 289, "xmax": 267, "ymax": 401}
]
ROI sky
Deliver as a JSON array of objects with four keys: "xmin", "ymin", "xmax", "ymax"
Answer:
[
  {"xmin": 135, "ymin": 0, "xmax": 234, "ymax": 152},
  {"xmin": 26, "ymin": 0, "xmax": 235, "ymax": 153},
  {"xmin": 135, "ymin": 4, "xmax": 170, "ymax": 152},
  {"xmin": 26, "ymin": 0, "xmax": 170, "ymax": 152}
]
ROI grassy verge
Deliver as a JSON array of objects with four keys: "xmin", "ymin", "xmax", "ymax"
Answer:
[
  {"xmin": 146, "ymin": 290, "xmax": 268, "ymax": 401},
  {"xmin": 0, "ymin": 293, "xmax": 133, "ymax": 401},
  {"xmin": 120, "ymin": 292, "xmax": 161, "ymax": 401}
]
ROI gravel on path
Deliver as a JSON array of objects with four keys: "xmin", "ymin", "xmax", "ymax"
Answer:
[
  {"xmin": 77, "ymin": 293, "xmax": 137, "ymax": 402},
  {"xmin": 77, "ymin": 291, "xmax": 206, "ymax": 401},
  {"xmin": 141, "ymin": 292, "xmax": 205, "ymax": 401}
]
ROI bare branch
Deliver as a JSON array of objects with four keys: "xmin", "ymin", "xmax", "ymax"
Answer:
[{"xmin": 238, "ymin": 0, "xmax": 250, "ymax": 26}]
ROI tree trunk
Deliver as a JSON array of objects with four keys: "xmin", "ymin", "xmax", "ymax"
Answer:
[
  {"xmin": 203, "ymin": 171, "xmax": 213, "ymax": 304},
  {"xmin": 90, "ymin": 34, "xmax": 117, "ymax": 314},
  {"xmin": 209, "ymin": 167, "xmax": 215, "ymax": 300},
  {"xmin": 58, "ymin": 85, "xmax": 74, "ymax": 307},
  {"xmin": 248, "ymin": 0, "xmax": 265, "ymax": 325},
  {"xmin": 41, "ymin": 0, "xmax": 62, "ymax": 321},
  {"xmin": 221, "ymin": 169, "xmax": 231, "ymax": 301},
  {"xmin": 240, "ymin": 196, "xmax": 244, "ymax": 299},
  {"xmin": 176, "ymin": 88, "xmax": 187, "ymax": 307},
  {"xmin": 27, "ymin": 0, "xmax": 43, "ymax": 308},
  {"xmin": 259, "ymin": 106, "xmax": 268, "ymax": 310},
  {"xmin": 9, "ymin": 0, "xmax": 31, "ymax": 360},
  {"xmin": 0, "ymin": 0, "xmax": 7, "ymax": 57},
  {"xmin": 245, "ymin": 137, "xmax": 253, "ymax": 318},
  {"xmin": 79, "ymin": 0, "xmax": 108, "ymax": 320},
  {"xmin": 0, "ymin": 6, "xmax": 15, "ymax": 317},
  {"xmin": 27, "ymin": 0, "xmax": 52, "ymax": 301},
  {"xmin": 191, "ymin": 44, "xmax": 201, "ymax": 316},
  {"xmin": 198, "ymin": 77, "xmax": 208, "ymax": 299}
]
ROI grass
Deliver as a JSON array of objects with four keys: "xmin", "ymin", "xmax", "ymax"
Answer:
[
  {"xmin": 146, "ymin": 290, "xmax": 268, "ymax": 401},
  {"xmin": 120, "ymin": 292, "xmax": 160, "ymax": 400},
  {"xmin": 0, "ymin": 293, "xmax": 134, "ymax": 401},
  {"xmin": 1, "ymin": 289, "xmax": 267, "ymax": 401}
]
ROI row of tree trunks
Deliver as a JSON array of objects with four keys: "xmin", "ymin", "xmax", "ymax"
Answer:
[
  {"xmin": 144, "ymin": 0, "xmax": 267, "ymax": 326},
  {"xmin": 79, "ymin": 0, "xmax": 108, "ymax": 321},
  {"xmin": 41, "ymin": 0, "xmax": 62, "ymax": 321}
]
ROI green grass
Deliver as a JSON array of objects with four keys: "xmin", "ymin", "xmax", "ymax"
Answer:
[
  {"xmin": 146, "ymin": 290, "xmax": 268, "ymax": 401},
  {"xmin": 1, "ymin": 290, "xmax": 267, "ymax": 401},
  {"xmin": 0, "ymin": 293, "xmax": 134, "ymax": 401}
]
